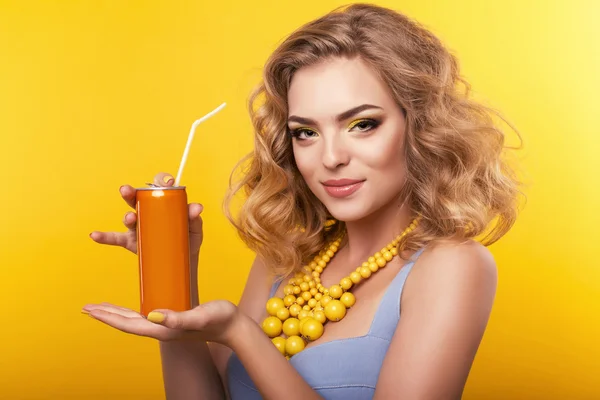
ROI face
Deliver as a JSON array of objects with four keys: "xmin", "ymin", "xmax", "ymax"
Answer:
[{"xmin": 287, "ymin": 56, "xmax": 408, "ymax": 223}]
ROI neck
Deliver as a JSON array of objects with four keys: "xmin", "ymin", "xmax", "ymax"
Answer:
[{"xmin": 339, "ymin": 196, "xmax": 413, "ymax": 266}]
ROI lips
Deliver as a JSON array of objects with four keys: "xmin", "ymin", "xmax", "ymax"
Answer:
[{"xmin": 321, "ymin": 179, "xmax": 365, "ymax": 198}]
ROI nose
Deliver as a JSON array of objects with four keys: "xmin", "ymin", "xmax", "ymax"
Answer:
[{"xmin": 322, "ymin": 133, "xmax": 350, "ymax": 170}]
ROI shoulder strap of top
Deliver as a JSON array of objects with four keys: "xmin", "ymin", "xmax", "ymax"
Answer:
[{"xmin": 367, "ymin": 247, "xmax": 426, "ymax": 339}]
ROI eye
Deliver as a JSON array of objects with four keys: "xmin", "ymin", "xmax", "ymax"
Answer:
[
  {"xmin": 289, "ymin": 128, "xmax": 319, "ymax": 140},
  {"xmin": 348, "ymin": 118, "xmax": 380, "ymax": 132}
]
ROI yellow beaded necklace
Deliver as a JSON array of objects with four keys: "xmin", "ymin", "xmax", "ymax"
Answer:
[{"xmin": 261, "ymin": 216, "xmax": 421, "ymax": 358}]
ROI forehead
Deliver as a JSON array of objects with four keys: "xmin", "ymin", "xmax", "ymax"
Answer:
[{"xmin": 287, "ymin": 57, "xmax": 394, "ymax": 118}]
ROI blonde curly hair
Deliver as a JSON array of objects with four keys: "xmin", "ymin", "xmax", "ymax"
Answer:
[{"xmin": 224, "ymin": 3, "xmax": 523, "ymax": 276}]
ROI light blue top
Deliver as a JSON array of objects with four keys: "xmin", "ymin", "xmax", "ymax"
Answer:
[{"xmin": 226, "ymin": 248, "xmax": 426, "ymax": 400}]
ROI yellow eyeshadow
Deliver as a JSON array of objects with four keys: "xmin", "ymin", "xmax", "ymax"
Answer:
[{"xmin": 348, "ymin": 119, "xmax": 369, "ymax": 130}]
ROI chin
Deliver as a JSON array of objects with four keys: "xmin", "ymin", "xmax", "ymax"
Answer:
[{"xmin": 324, "ymin": 202, "xmax": 373, "ymax": 223}]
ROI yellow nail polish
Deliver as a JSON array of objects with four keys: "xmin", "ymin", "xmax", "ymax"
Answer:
[
  {"xmin": 147, "ymin": 311, "xmax": 165, "ymax": 324},
  {"xmin": 163, "ymin": 175, "xmax": 173, "ymax": 184}
]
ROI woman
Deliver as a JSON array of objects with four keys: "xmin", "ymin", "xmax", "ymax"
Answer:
[{"xmin": 85, "ymin": 3, "xmax": 521, "ymax": 399}]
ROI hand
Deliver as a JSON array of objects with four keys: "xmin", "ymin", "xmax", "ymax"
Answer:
[
  {"xmin": 89, "ymin": 172, "xmax": 204, "ymax": 256},
  {"xmin": 82, "ymin": 300, "xmax": 243, "ymax": 346}
]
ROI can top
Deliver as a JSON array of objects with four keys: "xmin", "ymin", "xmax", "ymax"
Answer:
[{"xmin": 136, "ymin": 184, "xmax": 187, "ymax": 191}]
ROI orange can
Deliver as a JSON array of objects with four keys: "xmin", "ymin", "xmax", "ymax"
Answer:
[{"xmin": 135, "ymin": 185, "xmax": 192, "ymax": 317}]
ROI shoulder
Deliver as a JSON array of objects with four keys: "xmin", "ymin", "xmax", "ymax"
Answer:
[
  {"xmin": 403, "ymin": 239, "xmax": 498, "ymax": 307},
  {"xmin": 373, "ymin": 240, "xmax": 498, "ymax": 398}
]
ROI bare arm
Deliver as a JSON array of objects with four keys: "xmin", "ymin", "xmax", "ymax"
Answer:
[
  {"xmin": 209, "ymin": 256, "xmax": 324, "ymax": 400},
  {"xmin": 159, "ymin": 254, "xmax": 283, "ymax": 399},
  {"xmin": 158, "ymin": 254, "xmax": 225, "ymax": 400},
  {"xmin": 373, "ymin": 241, "xmax": 498, "ymax": 400}
]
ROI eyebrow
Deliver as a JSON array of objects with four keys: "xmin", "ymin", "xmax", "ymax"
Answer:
[{"xmin": 287, "ymin": 104, "xmax": 383, "ymax": 126}]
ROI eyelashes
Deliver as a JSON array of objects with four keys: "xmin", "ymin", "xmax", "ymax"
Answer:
[{"xmin": 288, "ymin": 118, "xmax": 381, "ymax": 140}]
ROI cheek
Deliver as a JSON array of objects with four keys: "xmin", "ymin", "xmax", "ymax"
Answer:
[
  {"xmin": 360, "ymin": 130, "xmax": 406, "ymax": 175},
  {"xmin": 292, "ymin": 147, "xmax": 315, "ymax": 181}
]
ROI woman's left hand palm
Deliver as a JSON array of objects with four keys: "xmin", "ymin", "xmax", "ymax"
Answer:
[{"xmin": 83, "ymin": 300, "xmax": 240, "ymax": 345}]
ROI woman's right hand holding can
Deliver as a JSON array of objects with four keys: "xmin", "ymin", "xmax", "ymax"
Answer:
[{"xmin": 89, "ymin": 172, "xmax": 204, "ymax": 257}]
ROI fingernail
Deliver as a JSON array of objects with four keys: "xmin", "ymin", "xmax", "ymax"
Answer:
[
  {"xmin": 147, "ymin": 311, "xmax": 165, "ymax": 324},
  {"xmin": 163, "ymin": 176, "xmax": 174, "ymax": 184},
  {"xmin": 81, "ymin": 310, "xmax": 90, "ymax": 314}
]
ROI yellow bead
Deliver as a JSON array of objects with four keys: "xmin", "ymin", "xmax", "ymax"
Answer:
[
  {"xmin": 295, "ymin": 278, "xmax": 304, "ymax": 286},
  {"xmin": 340, "ymin": 277, "xmax": 353, "ymax": 290},
  {"xmin": 303, "ymin": 305, "xmax": 311, "ymax": 311},
  {"xmin": 285, "ymin": 336, "xmax": 305, "ymax": 356},
  {"xmin": 374, "ymin": 252, "xmax": 382, "ymax": 259},
  {"xmin": 314, "ymin": 293, "xmax": 322, "ymax": 301},
  {"xmin": 289, "ymin": 304, "xmax": 302, "ymax": 317},
  {"xmin": 310, "ymin": 288, "xmax": 318, "ymax": 296},
  {"xmin": 316, "ymin": 266, "xmax": 323, "ymax": 273},
  {"xmin": 300, "ymin": 282, "xmax": 309, "ymax": 292},
  {"xmin": 320, "ymin": 295, "xmax": 332, "ymax": 307},
  {"xmin": 301, "ymin": 318, "xmax": 324, "ymax": 341},
  {"xmin": 340, "ymin": 292, "xmax": 356, "ymax": 308},
  {"xmin": 368, "ymin": 256, "xmax": 376, "ymax": 264},
  {"xmin": 329, "ymin": 245, "xmax": 338, "ymax": 252},
  {"xmin": 293, "ymin": 286, "xmax": 301, "ymax": 295},
  {"xmin": 308, "ymin": 298, "xmax": 318, "ymax": 308},
  {"xmin": 324, "ymin": 300, "xmax": 347, "ymax": 322},
  {"xmin": 262, "ymin": 316, "xmax": 282, "ymax": 337},
  {"xmin": 380, "ymin": 248, "xmax": 388, "ymax": 255},
  {"xmin": 312, "ymin": 271, "xmax": 320, "ymax": 278},
  {"xmin": 376, "ymin": 257, "xmax": 387, "ymax": 267},
  {"xmin": 302, "ymin": 291, "xmax": 312, "ymax": 301},
  {"xmin": 355, "ymin": 267, "xmax": 362, "ymax": 273},
  {"xmin": 386, "ymin": 244, "xmax": 394, "ymax": 250},
  {"xmin": 272, "ymin": 337, "xmax": 287, "ymax": 355},
  {"xmin": 360, "ymin": 266, "xmax": 372, "ymax": 278},
  {"xmin": 322, "ymin": 255, "xmax": 330, "ymax": 263},
  {"xmin": 296, "ymin": 297, "xmax": 305, "ymax": 306},
  {"xmin": 309, "ymin": 280, "xmax": 316, "ymax": 289},
  {"xmin": 315, "ymin": 277, "xmax": 321, "ymax": 284},
  {"xmin": 329, "ymin": 285, "xmax": 343, "ymax": 299},
  {"xmin": 303, "ymin": 275, "xmax": 312, "ymax": 282},
  {"xmin": 298, "ymin": 316, "xmax": 312, "ymax": 332},
  {"xmin": 368, "ymin": 262, "xmax": 379, "ymax": 272},
  {"xmin": 282, "ymin": 318, "xmax": 300, "ymax": 336},
  {"xmin": 283, "ymin": 295, "xmax": 296, "ymax": 307},
  {"xmin": 298, "ymin": 310, "xmax": 311, "ymax": 321},
  {"xmin": 318, "ymin": 286, "xmax": 325, "ymax": 293},
  {"xmin": 313, "ymin": 310, "xmax": 326, "ymax": 324},
  {"xmin": 392, "ymin": 239, "xmax": 399, "ymax": 246},
  {"xmin": 309, "ymin": 261, "xmax": 317, "ymax": 269},
  {"xmin": 390, "ymin": 247, "xmax": 398, "ymax": 256},
  {"xmin": 283, "ymin": 285, "xmax": 294, "ymax": 296},
  {"xmin": 350, "ymin": 271, "xmax": 362, "ymax": 284},
  {"xmin": 266, "ymin": 297, "xmax": 285, "ymax": 316},
  {"xmin": 383, "ymin": 251, "xmax": 393, "ymax": 261},
  {"xmin": 276, "ymin": 307, "xmax": 290, "ymax": 321},
  {"xmin": 318, "ymin": 260, "xmax": 326, "ymax": 268},
  {"xmin": 326, "ymin": 250, "xmax": 334, "ymax": 257}
]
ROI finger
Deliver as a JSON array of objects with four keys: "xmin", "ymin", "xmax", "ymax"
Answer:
[
  {"xmin": 89, "ymin": 231, "xmax": 131, "ymax": 249},
  {"xmin": 153, "ymin": 172, "xmax": 175, "ymax": 188},
  {"xmin": 119, "ymin": 185, "xmax": 137, "ymax": 209},
  {"xmin": 82, "ymin": 303, "xmax": 139, "ymax": 318},
  {"xmin": 88, "ymin": 309, "xmax": 172, "ymax": 340},
  {"xmin": 123, "ymin": 211, "xmax": 137, "ymax": 231},
  {"xmin": 146, "ymin": 307, "xmax": 207, "ymax": 331},
  {"xmin": 188, "ymin": 203, "xmax": 204, "ymax": 234}
]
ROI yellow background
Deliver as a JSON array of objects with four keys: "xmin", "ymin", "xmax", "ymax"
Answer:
[{"xmin": 0, "ymin": 0, "xmax": 598, "ymax": 399}]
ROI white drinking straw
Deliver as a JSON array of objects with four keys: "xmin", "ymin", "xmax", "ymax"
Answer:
[{"xmin": 174, "ymin": 102, "xmax": 227, "ymax": 187}]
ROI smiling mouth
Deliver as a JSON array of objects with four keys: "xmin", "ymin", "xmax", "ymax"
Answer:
[{"xmin": 321, "ymin": 179, "xmax": 365, "ymax": 198}]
